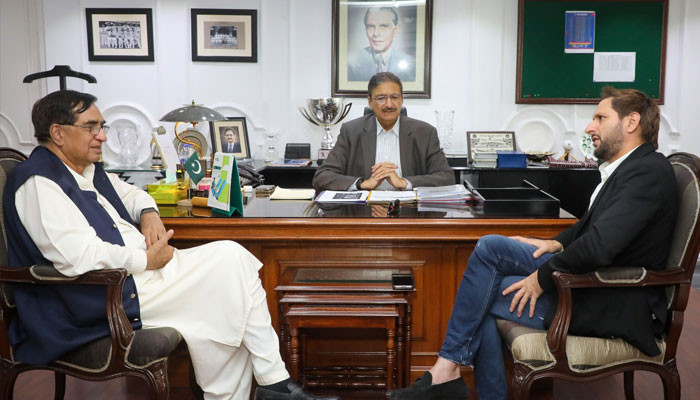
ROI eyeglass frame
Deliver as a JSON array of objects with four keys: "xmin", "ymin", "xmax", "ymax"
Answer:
[
  {"xmin": 370, "ymin": 94, "xmax": 403, "ymax": 105},
  {"xmin": 59, "ymin": 123, "xmax": 110, "ymax": 135}
]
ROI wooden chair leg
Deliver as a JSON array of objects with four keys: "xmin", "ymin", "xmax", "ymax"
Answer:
[
  {"xmin": 659, "ymin": 360, "xmax": 681, "ymax": 400},
  {"xmin": 53, "ymin": 372, "xmax": 66, "ymax": 400},
  {"xmin": 624, "ymin": 371, "xmax": 635, "ymax": 400},
  {"xmin": 145, "ymin": 359, "xmax": 170, "ymax": 400},
  {"xmin": 0, "ymin": 360, "xmax": 19, "ymax": 400}
]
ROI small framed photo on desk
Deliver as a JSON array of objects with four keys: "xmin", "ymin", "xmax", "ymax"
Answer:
[{"xmin": 210, "ymin": 117, "xmax": 251, "ymax": 159}]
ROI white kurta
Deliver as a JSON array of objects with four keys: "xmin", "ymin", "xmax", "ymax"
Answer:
[{"xmin": 15, "ymin": 164, "xmax": 288, "ymax": 399}]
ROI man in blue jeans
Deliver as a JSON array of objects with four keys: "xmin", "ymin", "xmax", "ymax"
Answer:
[{"xmin": 386, "ymin": 86, "xmax": 678, "ymax": 399}]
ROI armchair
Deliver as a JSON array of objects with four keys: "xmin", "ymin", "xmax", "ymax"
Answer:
[
  {"xmin": 0, "ymin": 148, "xmax": 183, "ymax": 399},
  {"xmin": 497, "ymin": 152, "xmax": 700, "ymax": 400}
]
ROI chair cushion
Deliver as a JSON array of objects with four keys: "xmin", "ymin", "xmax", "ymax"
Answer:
[
  {"xmin": 496, "ymin": 319, "xmax": 665, "ymax": 373},
  {"xmin": 56, "ymin": 327, "xmax": 181, "ymax": 370}
]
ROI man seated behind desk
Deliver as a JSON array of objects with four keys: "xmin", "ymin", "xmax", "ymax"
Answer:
[
  {"xmin": 312, "ymin": 72, "xmax": 454, "ymax": 192},
  {"xmin": 386, "ymin": 87, "xmax": 678, "ymax": 399},
  {"xmin": 3, "ymin": 90, "xmax": 338, "ymax": 400}
]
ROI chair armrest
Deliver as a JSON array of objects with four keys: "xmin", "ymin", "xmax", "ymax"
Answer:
[
  {"xmin": 551, "ymin": 267, "xmax": 689, "ymax": 290},
  {"xmin": 0, "ymin": 265, "xmax": 134, "ymax": 368},
  {"xmin": 544, "ymin": 266, "xmax": 689, "ymax": 362}
]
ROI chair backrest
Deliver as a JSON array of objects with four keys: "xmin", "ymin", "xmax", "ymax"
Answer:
[
  {"xmin": 665, "ymin": 152, "xmax": 700, "ymax": 307},
  {"xmin": 0, "ymin": 148, "xmax": 28, "ymax": 266}
]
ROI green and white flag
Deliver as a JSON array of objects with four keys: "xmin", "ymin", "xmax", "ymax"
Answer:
[{"xmin": 184, "ymin": 152, "xmax": 205, "ymax": 185}]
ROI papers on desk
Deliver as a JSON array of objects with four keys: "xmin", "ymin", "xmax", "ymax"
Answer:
[
  {"xmin": 366, "ymin": 190, "xmax": 417, "ymax": 204},
  {"xmin": 315, "ymin": 190, "xmax": 369, "ymax": 203},
  {"xmin": 416, "ymin": 185, "xmax": 471, "ymax": 203},
  {"xmin": 269, "ymin": 187, "xmax": 316, "ymax": 200}
]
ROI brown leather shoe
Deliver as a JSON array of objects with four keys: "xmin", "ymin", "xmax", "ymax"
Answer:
[{"xmin": 386, "ymin": 371, "xmax": 469, "ymax": 400}]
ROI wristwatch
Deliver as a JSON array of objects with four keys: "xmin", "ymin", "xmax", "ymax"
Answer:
[
  {"xmin": 140, "ymin": 207, "xmax": 159, "ymax": 216},
  {"xmin": 355, "ymin": 177, "xmax": 365, "ymax": 189}
]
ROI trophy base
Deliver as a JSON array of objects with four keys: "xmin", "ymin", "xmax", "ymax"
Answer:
[{"xmin": 318, "ymin": 149, "xmax": 331, "ymax": 161}]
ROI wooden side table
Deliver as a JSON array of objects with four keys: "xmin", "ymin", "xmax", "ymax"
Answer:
[{"xmin": 275, "ymin": 268, "xmax": 414, "ymax": 391}]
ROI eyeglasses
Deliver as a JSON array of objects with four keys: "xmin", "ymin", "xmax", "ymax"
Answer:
[
  {"xmin": 61, "ymin": 123, "xmax": 110, "ymax": 135},
  {"xmin": 372, "ymin": 94, "xmax": 402, "ymax": 104}
]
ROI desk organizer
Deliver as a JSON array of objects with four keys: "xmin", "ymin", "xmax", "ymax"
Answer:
[{"xmin": 469, "ymin": 180, "xmax": 560, "ymax": 217}]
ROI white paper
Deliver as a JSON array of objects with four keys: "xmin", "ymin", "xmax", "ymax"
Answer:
[
  {"xmin": 315, "ymin": 190, "xmax": 369, "ymax": 203},
  {"xmin": 269, "ymin": 187, "xmax": 316, "ymax": 200},
  {"xmin": 367, "ymin": 190, "xmax": 417, "ymax": 203},
  {"xmin": 153, "ymin": 132, "xmax": 180, "ymax": 173},
  {"xmin": 593, "ymin": 52, "xmax": 636, "ymax": 82}
]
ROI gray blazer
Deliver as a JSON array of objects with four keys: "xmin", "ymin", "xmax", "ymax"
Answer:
[{"xmin": 312, "ymin": 114, "xmax": 454, "ymax": 191}]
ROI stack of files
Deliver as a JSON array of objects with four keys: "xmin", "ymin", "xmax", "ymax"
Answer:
[
  {"xmin": 472, "ymin": 150, "xmax": 498, "ymax": 168},
  {"xmin": 315, "ymin": 190, "xmax": 369, "ymax": 203},
  {"xmin": 416, "ymin": 184, "xmax": 471, "ymax": 204},
  {"xmin": 366, "ymin": 190, "xmax": 417, "ymax": 204}
]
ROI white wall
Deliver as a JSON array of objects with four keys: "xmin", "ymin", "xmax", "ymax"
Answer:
[{"xmin": 1, "ymin": 0, "xmax": 698, "ymax": 164}]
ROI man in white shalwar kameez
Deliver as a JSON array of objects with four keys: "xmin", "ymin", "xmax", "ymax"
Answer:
[{"xmin": 5, "ymin": 90, "xmax": 338, "ymax": 400}]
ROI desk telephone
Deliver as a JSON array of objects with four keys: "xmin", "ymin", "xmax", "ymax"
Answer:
[{"xmin": 238, "ymin": 164, "xmax": 264, "ymax": 185}]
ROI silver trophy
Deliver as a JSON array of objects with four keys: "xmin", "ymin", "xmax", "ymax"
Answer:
[{"xmin": 299, "ymin": 98, "xmax": 352, "ymax": 159}]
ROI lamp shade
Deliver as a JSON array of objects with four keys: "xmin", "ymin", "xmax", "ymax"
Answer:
[{"xmin": 160, "ymin": 101, "xmax": 226, "ymax": 122}]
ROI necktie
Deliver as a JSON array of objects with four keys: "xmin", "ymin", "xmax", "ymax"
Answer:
[
  {"xmin": 377, "ymin": 55, "xmax": 387, "ymax": 73},
  {"xmin": 228, "ymin": 144, "xmax": 233, "ymax": 152}
]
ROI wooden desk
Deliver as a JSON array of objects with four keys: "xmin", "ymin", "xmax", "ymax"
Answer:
[{"xmin": 163, "ymin": 198, "xmax": 576, "ymax": 387}]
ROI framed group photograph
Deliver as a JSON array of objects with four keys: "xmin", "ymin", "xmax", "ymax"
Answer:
[
  {"xmin": 210, "ymin": 117, "xmax": 251, "ymax": 159},
  {"xmin": 86, "ymin": 8, "xmax": 154, "ymax": 61},
  {"xmin": 332, "ymin": 0, "xmax": 433, "ymax": 98},
  {"xmin": 191, "ymin": 9, "xmax": 258, "ymax": 62}
]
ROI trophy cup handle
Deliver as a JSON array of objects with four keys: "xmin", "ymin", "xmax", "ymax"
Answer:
[
  {"xmin": 299, "ymin": 107, "xmax": 321, "ymax": 127},
  {"xmin": 337, "ymin": 103, "xmax": 353, "ymax": 122}
]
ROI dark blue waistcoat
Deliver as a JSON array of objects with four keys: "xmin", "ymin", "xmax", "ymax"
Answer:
[{"xmin": 2, "ymin": 146, "xmax": 142, "ymax": 365}]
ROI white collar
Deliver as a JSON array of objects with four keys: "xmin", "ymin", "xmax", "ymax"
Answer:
[
  {"xmin": 64, "ymin": 163, "xmax": 96, "ymax": 191},
  {"xmin": 376, "ymin": 117, "xmax": 400, "ymax": 137}
]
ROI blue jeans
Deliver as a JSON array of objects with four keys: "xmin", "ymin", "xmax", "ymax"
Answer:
[{"xmin": 438, "ymin": 235, "xmax": 555, "ymax": 400}]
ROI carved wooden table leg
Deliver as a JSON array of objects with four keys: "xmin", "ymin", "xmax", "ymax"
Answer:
[
  {"xmin": 396, "ymin": 310, "xmax": 405, "ymax": 388},
  {"xmin": 405, "ymin": 303, "xmax": 412, "ymax": 385},
  {"xmin": 290, "ymin": 327, "xmax": 300, "ymax": 381},
  {"xmin": 386, "ymin": 327, "xmax": 395, "ymax": 390}
]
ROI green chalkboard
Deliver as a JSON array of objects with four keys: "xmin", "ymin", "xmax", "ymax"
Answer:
[{"xmin": 516, "ymin": 0, "xmax": 667, "ymax": 104}]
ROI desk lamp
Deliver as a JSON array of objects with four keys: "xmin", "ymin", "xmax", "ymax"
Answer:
[{"xmin": 160, "ymin": 101, "xmax": 226, "ymax": 157}]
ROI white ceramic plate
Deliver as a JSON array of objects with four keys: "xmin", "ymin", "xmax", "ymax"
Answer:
[{"xmin": 516, "ymin": 121, "xmax": 555, "ymax": 152}]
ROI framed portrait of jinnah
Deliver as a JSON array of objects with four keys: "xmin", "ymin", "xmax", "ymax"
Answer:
[{"xmin": 332, "ymin": 0, "xmax": 433, "ymax": 98}]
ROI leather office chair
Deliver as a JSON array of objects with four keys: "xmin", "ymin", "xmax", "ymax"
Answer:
[
  {"xmin": 363, "ymin": 106, "xmax": 407, "ymax": 116},
  {"xmin": 0, "ymin": 147, "xmax": 186, "ymax": 399},
  {"xmin": 497, "ymin": 152, "xmax": 700, "ymax": 400}
]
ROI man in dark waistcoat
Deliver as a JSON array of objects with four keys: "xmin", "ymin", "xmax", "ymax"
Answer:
[{"xmin": 3, "ymin": 90, "xmax": 338, "ymax": 400}]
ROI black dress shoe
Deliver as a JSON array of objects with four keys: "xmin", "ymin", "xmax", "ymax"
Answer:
[
  {"xmin": 386, "ymin": 371, "xmax": 468, "ymax": 400},
  {"xmin": 254, "ymin": 381, "xmax": 340, "ymax": 400}
]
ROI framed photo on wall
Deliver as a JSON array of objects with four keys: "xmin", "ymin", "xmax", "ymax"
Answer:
[
  {"xmin": 191, "ymin": 9, "xmax": 258, "ymax": 62},
  {"xmin": 85, "ymin": 8, "xmax": 154, "ymax": 61},
  {"xmin": 210, "ymin": 118, "xmax": 251, "ymax": 159},
  {"xmin": 332, "ymin": 0, "xmax": 433, "ymax": 98}
]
